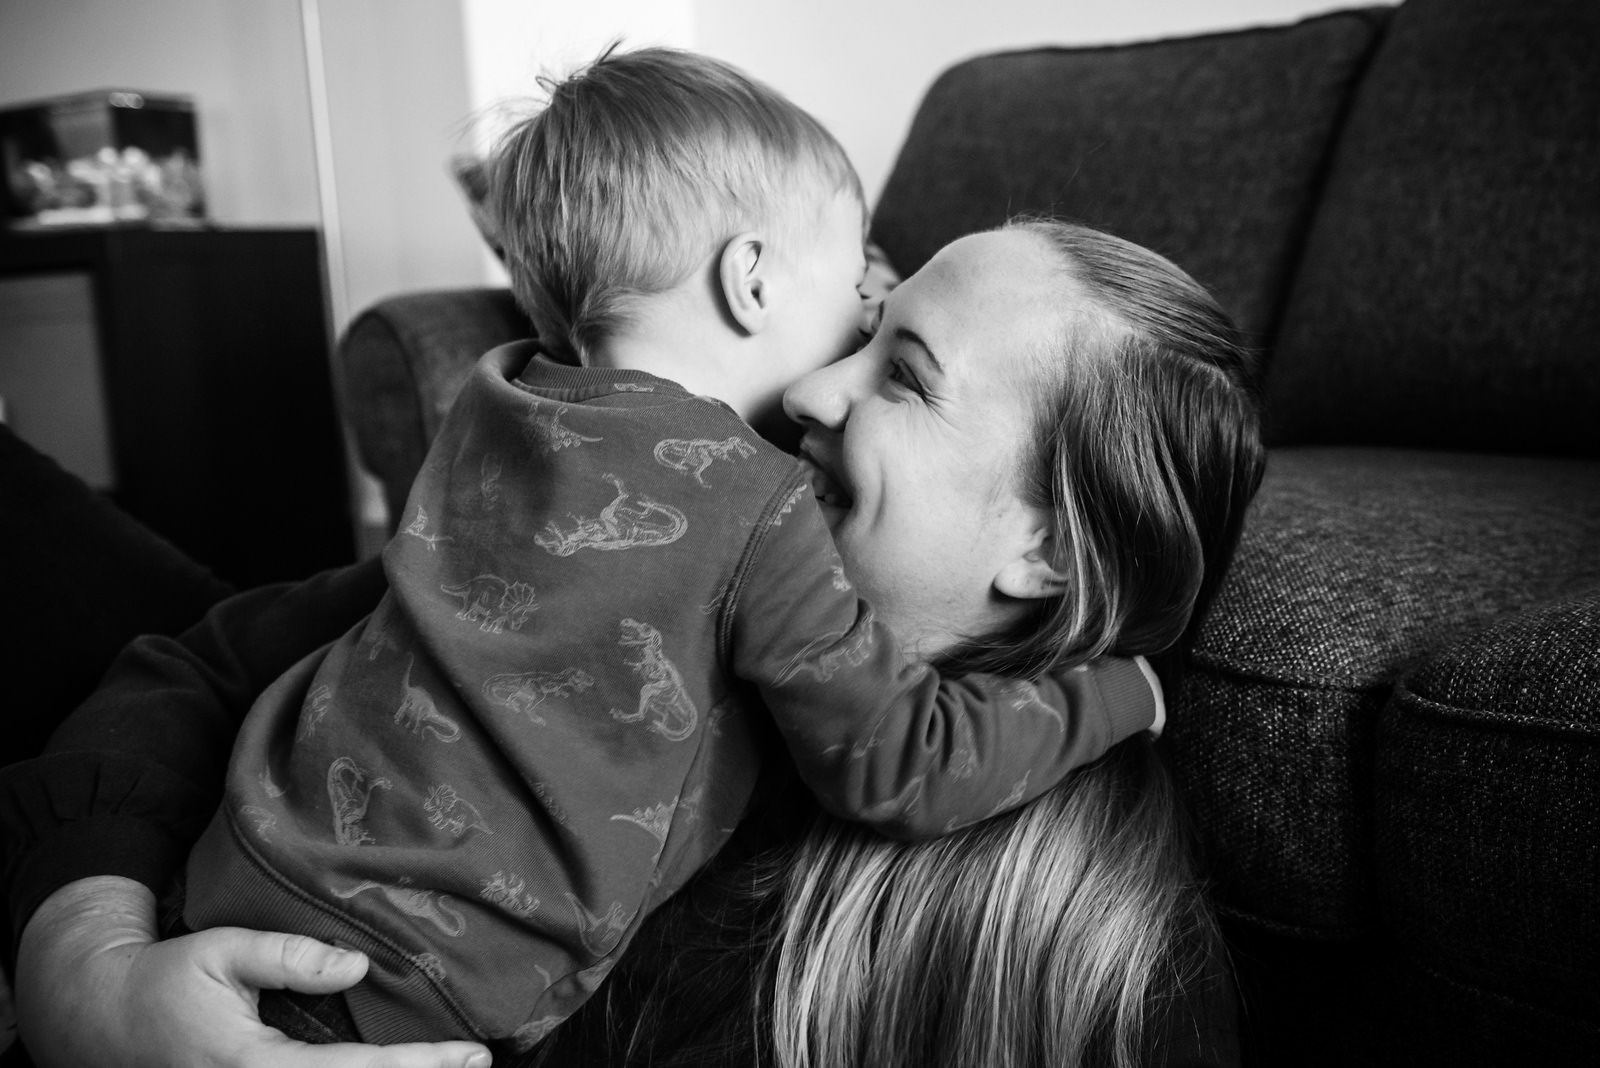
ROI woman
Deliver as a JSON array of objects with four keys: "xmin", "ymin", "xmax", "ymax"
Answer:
[{"xmin": 7, "ymin": 220, "xmax": 1262, "ymax": 1068}]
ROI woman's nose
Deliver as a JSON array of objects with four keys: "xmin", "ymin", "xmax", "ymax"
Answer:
[{"xmin": 783, "ymin": 348, "xmax": 860, "ymax": 430}]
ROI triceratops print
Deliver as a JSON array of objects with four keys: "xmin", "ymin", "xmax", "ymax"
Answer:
[
  {"xmin": 482, "ymin": 666, "xmax": 594, "ymax": 726},
  {"xmin": 533, "ymin": 474, "xmax": 688, "ymax": 557},
  {"xmin": 326, "ymin": 756, "xmax": 392, "ymax": 846},
  {"xmin": 609, "ymin": 619, "xmax": 698, "ymax": 741},
  {"xmin": 440, "ymin": 573, "xmax": 537, "ymax": 634},
  {"xmin": 653, "ymin": 435, "xmax": 756, "ymax": 488},
  {"xmin": 331, "ymin": 878, "xmax": 466, "ymax": 937},
  {"xmin": 524, "ymin": 403, "xmax": 602, "ymax": 455},
  {"xmin": 395, "ymin": 657, "xmax": 462, "ymax": 742}
]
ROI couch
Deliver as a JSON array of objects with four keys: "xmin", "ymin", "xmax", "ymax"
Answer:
[
  {"xmin": 335, "ymin": 0, "xmax": 1600, "ymax": 1063},
  {"xmin": 2, "ymin": 0, "xmax": 1594, "ymax": 1065}
]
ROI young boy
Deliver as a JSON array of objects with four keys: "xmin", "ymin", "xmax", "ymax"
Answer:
[{"xmin": 182, "ymin": 47, "xmax": 1162, "ymax": 1054}]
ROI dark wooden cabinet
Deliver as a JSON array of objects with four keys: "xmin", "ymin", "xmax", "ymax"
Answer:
[{"xmin": 0, "ymin": 226, "xmax": 354, "ymax": 586}]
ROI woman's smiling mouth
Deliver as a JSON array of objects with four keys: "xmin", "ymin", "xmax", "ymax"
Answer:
[{"xmin": 796, "ymin": 445, "xmax": 852, "ymax": 519}]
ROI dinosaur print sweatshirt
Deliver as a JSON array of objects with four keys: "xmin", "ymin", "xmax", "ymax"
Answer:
[{"xmin": 183, "ymin": 342, "xmax": 1159, "ymax": 1052}]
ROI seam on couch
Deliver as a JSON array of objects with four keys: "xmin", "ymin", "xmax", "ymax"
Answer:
[{"xmin": 1388, "ymin": 684, "xmax": 1600, "ymax": 742}]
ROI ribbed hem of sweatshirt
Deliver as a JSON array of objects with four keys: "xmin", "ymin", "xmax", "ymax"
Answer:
[
  {"xmin": 1094, "ymin": 656, "xmax": 1160, "ymax": 745},
  {"xmin": 185, "ymin": 810, "xmax": 487, "ymax": 1044}
]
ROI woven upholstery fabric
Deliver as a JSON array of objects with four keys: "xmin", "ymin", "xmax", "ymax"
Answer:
[
  {"xmin": 1376, "ymin": 588, "xmax": 1600, "ymax": 1029},
  {"xmin": 340, "ymin": 287, "xmax": 530, "ymax": 526},
  {"xmin": 1166, "ymin": 447, "xmax": 1600, "ymax": 936},
  {"xmin": 1265, "ymin": 0, "xmax": 1600, "ymax": 454},
  {"xmin": 869, "ymin": 8, "xmax": 1387, "ymax": 349}
]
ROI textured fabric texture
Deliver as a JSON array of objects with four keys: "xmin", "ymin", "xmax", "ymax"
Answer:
[
  {"xmin": 1167, "ymin": 448, "xmax": 1600, "ymax": 936},
  {"xmin": 869, "ymin": 8, "xmax": 1388, "ymax": 350},
  {"xmin": 1265, "ymin": 0, "xmax": 1600, "ymax": 454},
  {"xmin": 1376, "ymin": 588, "xmax": 1600, "ymax": 1030},
  {"xmin": 340, "ymin": 287, "xmax": 531, "ymax": 525}
]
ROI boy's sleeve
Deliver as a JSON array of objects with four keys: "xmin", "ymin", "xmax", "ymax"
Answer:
[
  {"xmin": 0, "ymin": 558, "xmax": 387, "ymax": 952},
  {"xmin": 726, "ymin": 479, "xmax": 1158, "ymax": 840}
]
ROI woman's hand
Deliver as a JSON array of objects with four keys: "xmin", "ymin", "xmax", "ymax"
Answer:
[{"xmin": 16, "ymin": 877, "xmax": 491, "ymax": 1068}]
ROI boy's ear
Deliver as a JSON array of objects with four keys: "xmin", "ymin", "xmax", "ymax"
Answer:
[
  {"xmin": 718, "ymin": 232, "xmax": 770, "ymax": 334},
  {"xmin": 994, "ymin": 531, "xmax": 1073, "ymax": 601}
]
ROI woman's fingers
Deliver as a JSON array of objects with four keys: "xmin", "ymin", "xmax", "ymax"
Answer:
[
  {"xmin": 208, "ymin": 928, "xmax": 369, "ymax": 994},
  {"xmin": 281, "ymin": 1040, "xmax": 493, "ymax": 1068}
]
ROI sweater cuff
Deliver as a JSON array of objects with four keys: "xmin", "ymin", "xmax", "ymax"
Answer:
[
  {"xmin": 1133, "ymin": 656, "xmax": 1166, "ymax": 737},
  {"xmin": 1093, "ymin": 656, "xmax": 1161, "ymax": 744}
]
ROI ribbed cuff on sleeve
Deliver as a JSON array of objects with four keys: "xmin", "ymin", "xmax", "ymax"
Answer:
[{"xmin": 1093, "ymin": 655, "xmax": 1163, "ymax": 744}]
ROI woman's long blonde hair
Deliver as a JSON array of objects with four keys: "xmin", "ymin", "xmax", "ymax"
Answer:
[{"xmin": 769, "ymin": 740, "xmax": 1219, "ymax": 1068}]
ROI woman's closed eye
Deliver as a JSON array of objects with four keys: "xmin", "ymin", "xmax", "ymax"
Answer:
[{"xmin": 888, "ymin": 358, "xmax": 927, "ymax": 398}]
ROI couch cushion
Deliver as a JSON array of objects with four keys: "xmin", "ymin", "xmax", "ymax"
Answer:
[
  {"xmin": 870, "ymin": 8, "xmax": 1388, "ymax": 351},
  {"xmin": 339, "ymin": 287, "xmax": 531, "ymax": 525},
  {"xmin": 1375, "ymin": 588, "xmax": 1600, "ymax": 1039},
  {"xmin": 1265, "ymin": 0, "xmax": 1600, "ymax": 454},
  {"xmin": 1165, "ymin": 447, "xmax": 1600, "ymax": 937}
]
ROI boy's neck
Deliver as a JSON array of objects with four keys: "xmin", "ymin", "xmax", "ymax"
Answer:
[{"xmin": 588, "ymin": 290, "xmax": 751, "ymax": 418}]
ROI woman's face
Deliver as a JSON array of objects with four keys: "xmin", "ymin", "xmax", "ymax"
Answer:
[{"xmin": 784, "ymin": 229, "xmax": 1074, "ymax": 658}]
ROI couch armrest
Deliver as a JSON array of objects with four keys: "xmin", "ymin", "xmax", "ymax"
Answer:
[{"xmin": 338, "ymin": 287, "xmax": 530, "ymax": 526}]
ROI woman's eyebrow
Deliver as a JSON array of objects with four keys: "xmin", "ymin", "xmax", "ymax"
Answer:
[{"xmin": 893, "ymin": 325, "xmax": 945, "ymax": 375}]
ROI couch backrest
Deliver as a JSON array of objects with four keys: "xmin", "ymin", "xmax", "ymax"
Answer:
[
  {"xmin": 869, "ymin": 8, "xmax": 1389, "ymax": 357},
  {"xmin": 1264, "ymin": 0, "xmax": 1600, "ymax": 455}
]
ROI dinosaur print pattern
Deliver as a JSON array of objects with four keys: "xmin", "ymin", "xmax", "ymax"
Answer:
[
  {"xmin": 424, "ymin": 783, "xmax": 491, "ymax": 838},
  {"xmin": 1007, "ymin": 681, "xmax": 1065, "ymax": 733},
  {"xmin": 480, "ymin": 870, "xmax": 540, "ymax": 919},
  {"xmin": 512, "ymin": 1016, "xmax": 566, "ymax": 1053},
  {"xmin": 402, "ymin": 504, "xmax": 453, "ymax": 552},
  {"xmin": 653, "ymin": 435, "xmax": 756, "ymax": 488},
  {"xmin": 770, "ymin": 608, "xmax": 879, "ymax": 686},
  {"xmin": 566, "ymin": 893, "xmax": 631, "ymax": 956},
  {"xmin": 533, "ymin": 474, "xmax": 688, "ymax": 556},
  {"xmin": 331, "ymin": 878, "xmax": 467, "ymax": 937},
  {"xmin": 296, "ymin": 684, "xmax": 334, "ymax": 741},
  {"xmin": 326, "ymin": 756, "xmax": 391, "ymax": 846},
  {"xmin": 524, "ymin": 403, "xmax": 602, "ymax": 455},
  {"xmin": 610, "ymin": 799, "xmax": 675, "ymax": 859},
  {"xmin": 609, "ymin": 618, "xmax": 698, "ymax": 741},
  {"xmin": 240, "ymin": 804, "xmax": 277, "ymax": 841},
  {"xmin": 482, "ymin": 666, "xmax": 594, "ymax": 726},
  {"xmin": 394, "ymin": 657, "xmax": 462, "ymax": 742},
  {"xmin": 440, "ymin": 573, "xmax": 538, "ymax": 634},
  {"xmin": 480, "ymin": 453, "xmax": 503, "ymax": 510}
]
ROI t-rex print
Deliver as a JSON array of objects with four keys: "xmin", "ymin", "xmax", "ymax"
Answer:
[
  {"xmin": 440, "ymin": 573, "xmax": 538, "ymax": 634},
  {"xmin": 482, "ymin": 666, "xmax": 594, "ymax": 725},
  {"xmin": 609, "ymin": 618, "xmax": 698, "ymax": 741},
  {"xmin": 653, "ymin": 435, "xmax": 756, "ymax": 488},
  {"xmin": 327, "ymin": 756, "xmax": 392, "ymax": 846},
  {"xmin": 394, "ymin": 657, "xmax": 462, "ymax": 742},
  {"xmin": 534, "ymin": 474, "xmax": 688, "ymax": 556}
]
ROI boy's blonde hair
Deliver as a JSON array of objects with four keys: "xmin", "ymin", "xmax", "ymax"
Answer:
[{"xmin": 488, "ymin": 46, "xmax": 863, "ymax": 363}]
